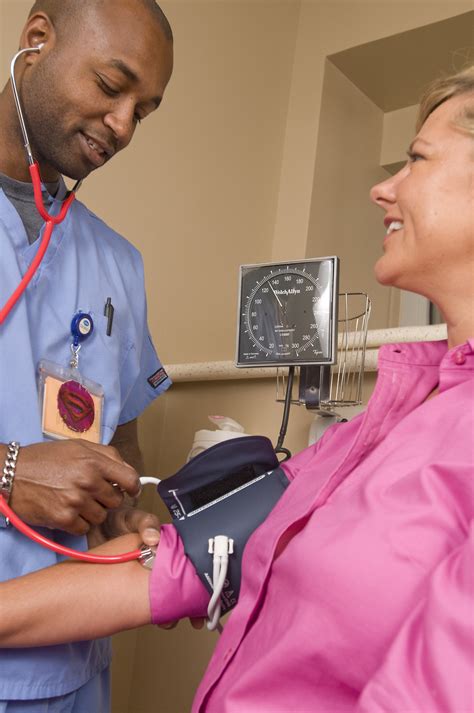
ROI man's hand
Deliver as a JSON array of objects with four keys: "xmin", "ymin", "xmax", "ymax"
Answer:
[
  {"xmin": 94, "ymin": 503, "xmax": 161, "ymax": 547},
  {"xmin": 96, "ymin": 419, "xmax": 160, "ymax": 546},
  {"xmin": 9, "ymin": 440, "xmax": 140, "ymax": 535}
]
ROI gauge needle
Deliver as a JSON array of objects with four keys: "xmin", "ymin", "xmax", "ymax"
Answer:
[
  {"xmin": 269, "ymin": 282, "xmax": 290, "ymax": 329},
  {"xmin": 269, "ymin": 282, "xmax": 283, "ymax": 309}
]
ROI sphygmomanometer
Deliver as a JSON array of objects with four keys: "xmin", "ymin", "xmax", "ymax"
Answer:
[
  {"xmin": 157, "ymin": 435, "xmax": 289, "ymax": 628},
  {"xmin": 0, "ymin": 434, "xmax": 290, "ymax": 632}
]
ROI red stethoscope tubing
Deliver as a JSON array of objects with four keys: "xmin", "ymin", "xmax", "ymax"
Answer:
[
  {"xmin": 0, "ymin": 163, "xmax": 75, "ymax": 325},
  {"xmin": 1, "ymin": 163, "xmax": 145, "ymax": 564},
  {"xmin": 29, "ymin": 163, "xmax": 76, "ymax": 224},
  {"xmin": 0, "ymin": 494, "xmax": 143, "ymax": 563}
]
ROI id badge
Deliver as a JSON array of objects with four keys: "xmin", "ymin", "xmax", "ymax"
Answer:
[{"xmin": 38, "ymin": 312, "xmax": 104, "ymax": 443}]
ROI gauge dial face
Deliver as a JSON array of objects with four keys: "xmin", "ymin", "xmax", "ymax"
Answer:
[{"xmin": 236, "ymin": 258, "xmax": 338, "ymax": 366}]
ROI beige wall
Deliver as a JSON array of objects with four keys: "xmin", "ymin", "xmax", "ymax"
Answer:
[
  {"xmin": 381, "ymin": 105, "xmax": 419, "ymax": 169},
  {"xmin": 306, "ymin": 61, "xmax": 392, "ymax": 328},
  {"xmin": 1, "ymin": 0, "xmax": 471, "ymax": 711},
  {"xmin": 93, "ymin": 0, "xmax": 301, "ymax": 365},
  {"xmin": 271, "ymin": 0, "xmax": 473, "ymax": 267}
]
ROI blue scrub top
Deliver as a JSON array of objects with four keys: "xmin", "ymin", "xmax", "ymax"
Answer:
[{"xmin": 0, "ymin": 187, "xmax": 171, "ymax": 700}]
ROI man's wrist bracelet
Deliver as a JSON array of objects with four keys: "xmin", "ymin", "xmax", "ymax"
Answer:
[{"xmin": 1, "ymin": 441, "xmax": 20, "ymax": 527}]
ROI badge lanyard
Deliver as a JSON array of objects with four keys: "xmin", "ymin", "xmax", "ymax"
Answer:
[{"xmin": 38, "ymin": 312, "xmax": 104, "ymax": 444}]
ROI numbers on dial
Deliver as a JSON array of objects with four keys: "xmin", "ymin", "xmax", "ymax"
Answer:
[
  {"xmin": 243, "ymin": 268, "xmax": 325, "ymax": 358},
  {"xmin": 237, "ymin": 258, "xmax": 336, "ymax": 366}
]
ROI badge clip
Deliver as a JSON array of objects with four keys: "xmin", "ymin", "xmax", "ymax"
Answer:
[{"xmin": 38, "ymin": 312, "xmax": 104, "ymax": 443}]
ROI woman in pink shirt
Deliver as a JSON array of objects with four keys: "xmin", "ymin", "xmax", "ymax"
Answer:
[{"xmin": 1, "ymin": 67, "xmax": 473, "ymax": 712}]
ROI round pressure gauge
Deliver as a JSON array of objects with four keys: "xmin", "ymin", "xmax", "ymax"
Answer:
[{"xmin": 236, "ymin": 257, "xmax": 339, "ymax": 367}]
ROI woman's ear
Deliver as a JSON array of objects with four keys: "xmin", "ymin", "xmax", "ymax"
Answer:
[{"xmin": 20, "ymin": 12, "xmax": 56, "ymax": 64}]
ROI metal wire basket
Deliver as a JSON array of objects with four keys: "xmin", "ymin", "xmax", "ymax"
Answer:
[{"xmin": 276, "ymin": 292, "xmax": 371, "ymax": 411}]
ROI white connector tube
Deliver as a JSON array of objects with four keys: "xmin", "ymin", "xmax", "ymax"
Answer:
[
  {"xmin": 139, "ymin": 477, "xmax": 161, "ymax": 486},
  {"xmin": 207, "ymin": 535, "xmax": 234, "ymax": 632}
]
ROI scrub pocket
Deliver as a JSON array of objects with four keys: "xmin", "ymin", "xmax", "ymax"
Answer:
[{"xmin": 81, "ymin": 311, "xmax": 134, "ymax": 444}]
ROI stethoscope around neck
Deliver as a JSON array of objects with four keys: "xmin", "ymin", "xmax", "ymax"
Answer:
[
  {"xmin": 0, "ymin": 47, "xmax": 157, "ymax": 567},
  {"xmin": 0, "ymin": 46, "xmax": 82, "ymax": 325}
]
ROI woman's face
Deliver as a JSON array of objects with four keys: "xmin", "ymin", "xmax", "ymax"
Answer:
[{"xmin": 370, "ymin": 94, "xmax": 473, "ymax": 301}]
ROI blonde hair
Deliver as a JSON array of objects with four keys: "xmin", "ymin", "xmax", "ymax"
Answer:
[{"xmin": 416, "ymin": 65, "xmax": 474, "ymax": 134}]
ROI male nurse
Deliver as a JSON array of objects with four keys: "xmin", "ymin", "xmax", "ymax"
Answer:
[{"xmin": 0, "ymin": 1, "xmax": 173, "ymax": 710}]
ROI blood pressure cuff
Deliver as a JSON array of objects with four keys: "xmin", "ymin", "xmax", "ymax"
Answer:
[{"xmin": 157, "ymin": 436, "xmax": 289, "ymax": 614}]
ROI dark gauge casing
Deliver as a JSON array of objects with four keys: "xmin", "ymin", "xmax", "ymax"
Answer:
[{"xmin": 236, "ymin": 257, "xmax": 339, "ymax": 367}]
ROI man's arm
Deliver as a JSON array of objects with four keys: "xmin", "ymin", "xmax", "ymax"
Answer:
[{"xmin": 110, "ymin": 419, "xmax": 145, "ymax": 474}]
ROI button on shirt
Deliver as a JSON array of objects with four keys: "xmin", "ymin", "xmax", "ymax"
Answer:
[
  {"xmin": 0, "ymin": 186, "xmax": 171, "ymax": 700},
  {"xmin": 149, "ymin": 339, "xmax": 474, "ymax": 713}
]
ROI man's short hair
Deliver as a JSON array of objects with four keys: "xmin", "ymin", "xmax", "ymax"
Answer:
[{"xmin": 28, "ymin": 0, "xmax": 173, "ymax": 43}]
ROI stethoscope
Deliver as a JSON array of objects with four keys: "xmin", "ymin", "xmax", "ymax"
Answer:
[
  {"xmin": 0, "ymin": 47, "xmax": 157, "ymax": 566},
  {"xmin": 0, "ymin": 45, "xmax": 80, "ymax": 325}
]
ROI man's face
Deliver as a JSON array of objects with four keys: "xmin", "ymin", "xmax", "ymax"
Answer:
[{"xmin": 20, "ymin": 1, "xmax": 173, "ymax": 180}]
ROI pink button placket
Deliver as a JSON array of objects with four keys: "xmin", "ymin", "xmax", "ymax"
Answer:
[{"xmin": 453, "ymin": 350, "xmax": 466, "ymax": 365}]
